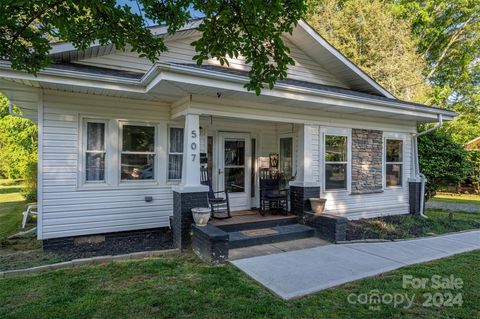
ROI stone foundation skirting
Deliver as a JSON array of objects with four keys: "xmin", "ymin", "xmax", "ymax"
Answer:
[
  {"xmin": 43, "ymin": 227, "xmax": 172, "ymax": 257},
  {"xmin": 303, "ymin": 212, "xmax": 348, "ymax": 242},
  {"xmin": 192, "ymin": 225, "xmax": 229, "ymax": 264}
]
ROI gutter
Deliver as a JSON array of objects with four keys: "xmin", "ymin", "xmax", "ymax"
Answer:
[{"xmin": 411, "ymin": 114, "xmax": 444, "ymax": 218}]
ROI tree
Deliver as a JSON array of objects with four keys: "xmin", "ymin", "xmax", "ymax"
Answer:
[
  {"xmin": 466, "ymin": 150, "xmax": 480, "ymax": 193},
  {"xmin": 0, "ymin": 0, "xmax": 307, "ymax": 95},
  {"xmin": 306, "ymin": 0, "xmax": 430, "ymax": 102},
  {"xmin": 418, "ymin": 130, "xmax": 470, "ymax": 200},
  {"xmin": 0, "ymin": 95, "xmax": 38, "ymax": 199},
  {"xmin": 392, "ymin": 0, "xmax": 480, "ymax": 144}
]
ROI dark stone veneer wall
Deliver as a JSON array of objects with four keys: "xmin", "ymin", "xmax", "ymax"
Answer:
[
  {"xmin": 172, "ymin": 191, "xmax": 209, "ymax": 250},
  {"xmin": 351, "ymin": 129, "xmax": 383, "ymax": 194}
]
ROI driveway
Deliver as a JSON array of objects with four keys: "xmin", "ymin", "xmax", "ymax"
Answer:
[
  {"xmin": 231, "ymin": 230, "xmax": 480, "ymax": 300},
  {"xmin": 426, "ymin": 201, "xmax": 480, "ymax": 213}
]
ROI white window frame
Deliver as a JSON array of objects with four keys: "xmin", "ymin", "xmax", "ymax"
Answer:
[
  {"xmin": 321, "ymin": 127, "xmax": 352, "ymax": 193},
  {"xmin": 383, "ymin": 132, "xmax": 406, "ymax": 189},
  {"xmin": 119, "ymin": 121, "xmax": 158, "ymax": 184},
  {"xmin": 79, "ymin": 117, "xmax": 109, "ymax": 187},
  {"xmin": 167, "ymin": 126, "xmax": 184, "ymax": 182},
  {"xmin": 278, "ymin": 134, "xmax": 295, "ymax": 180}
]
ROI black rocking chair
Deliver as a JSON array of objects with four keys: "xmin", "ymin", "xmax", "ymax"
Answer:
[
  {"xmin": 200, "ymin": 167, "xmax": 231, "ymax": 219},
  {"xmin": 259, "ymin": 169, "xmax": 289, "ymax": 216}
]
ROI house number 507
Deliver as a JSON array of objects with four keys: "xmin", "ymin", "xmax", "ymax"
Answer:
[{"xmin": 191, "ymin": 130, "xmax": 197, "ymax": 161}]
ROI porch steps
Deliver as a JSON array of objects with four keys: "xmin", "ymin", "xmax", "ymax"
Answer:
[
  {"xmin": 228, "ymin": 224, "xmax": 315, "ymax": 249},
  {"xmin": 216, "ymin": 215, "xmax": 298, "ymax": 232}
]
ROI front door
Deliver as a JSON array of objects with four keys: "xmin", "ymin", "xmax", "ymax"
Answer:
[{"xmin": 218, "ymin": 133, "xmax": 251, "ymax": 211}]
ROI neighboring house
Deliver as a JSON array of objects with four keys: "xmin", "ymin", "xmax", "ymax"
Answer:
[
  {"xmin": 0, "ymin": 20, "xmax": 456, "ymax": 248},
  {"xmin": 465, "ymin": 137, "xmax": 480, "ymax": 151}
]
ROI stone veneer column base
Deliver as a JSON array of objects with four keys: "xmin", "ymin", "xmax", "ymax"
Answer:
[
  {"xmin": 172, "ymin": 191, "xmax": 209, "ymax": 250},
  {"xmin": 290, "ymin": 186, "xmax": 321, "ymax": 217}
]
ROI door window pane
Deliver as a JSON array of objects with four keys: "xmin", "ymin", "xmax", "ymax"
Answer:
[
  {"xmin": 279, "ymin": 137, "xmax": 293, "ymax": 180},
  {"xmin": 123, "ymin": 125, "xmax": 155, "ymax": 152},
  {"xmin": 121, "ymin": 154, "xmax": 154, "ymax": 180},
  {"xmin": 325, "ymin": 163, "xmax": 347, "ymax": 190},
  {"xmin": 224, "ymin": 140, "xmax": 245, "ymax": 166},
  {"xmin": 325, "ymin": 135, "xmax": 347, "ymax": 162},
  {"xmin": 225, "ymin": 167, "xmax": 245, "ymax": 193}
]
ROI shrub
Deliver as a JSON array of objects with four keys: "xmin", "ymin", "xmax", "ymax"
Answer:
[{"xmin": 418, "ymin": 130, "xmax": 470, "ymax": 200}]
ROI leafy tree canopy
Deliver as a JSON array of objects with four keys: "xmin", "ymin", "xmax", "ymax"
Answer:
[
  {"xmin": 392, "ymin": 0, "xmax": 480, "ymax": 144},
  {"xmin": 0, "ymin": 0, "xmax": 306, "ymax": 95},
  {"xmin": 306, "ymin": 0, "xmax": 431, "ymax": 102}
]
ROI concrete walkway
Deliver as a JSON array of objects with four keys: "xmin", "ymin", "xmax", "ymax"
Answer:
[{"xmin": 231, "ymin": 230, "xmax": 480, "ymax": 300}]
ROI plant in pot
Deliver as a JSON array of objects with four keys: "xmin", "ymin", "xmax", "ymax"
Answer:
[
  {"xmin": 191, "ymin": 207, "xmax": 211, "ymax": 226},
  {"xmin": 309, "ymin": 198, "xmax": 327, "ymax": 214}
]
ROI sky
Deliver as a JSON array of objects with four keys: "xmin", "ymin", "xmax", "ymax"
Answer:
[{"xmin": 117, "ymin": 0, "xmax": 204, "ymax": 26}]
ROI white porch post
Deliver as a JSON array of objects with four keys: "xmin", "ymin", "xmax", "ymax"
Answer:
[
  {"xmin": 290, "ymin": 124, "xmax": 320, "ymax": 187},
  {"xmin": 289, "ymin": 124, "xmax": 321, "ymax": 216},
  {"xmin": 174, "ymin": 113, "xmax": 208, "ymax": 192}
]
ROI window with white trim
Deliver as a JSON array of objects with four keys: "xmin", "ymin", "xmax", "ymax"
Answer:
[
  {"xmin": 385, "ymin": 139, "xmax": 403, "ymax": 187},
  {"xmin": 324, "ymin": 135, "xmax": 348, "ymax": 190},
  {"xmin": 85, "ymin": 121, "xmax": 107, "ymax": 182},
  {"xmin": 120, "ymin": 124, "xmax": 156, "ymax": 180},
  {"xmin": 168, "ymin": 127, "xmax": 184, "ymax": 180},
  {"xmin": 279, "ymin": 136, "xmax": 294, "ymax": 180}
]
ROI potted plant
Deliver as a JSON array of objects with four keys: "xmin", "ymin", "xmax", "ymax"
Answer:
[
  {"xmin": 191, "ymin": 207, "xmax": 211, "ymax": 226},
  {"xmin": 309, "ymin": 198, "xmax": 327, "ymax": 215}
]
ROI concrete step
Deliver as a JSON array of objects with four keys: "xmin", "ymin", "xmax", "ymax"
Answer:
[
  {"xmin": 228, "ymin": 224, "xmax": 315, "ymax": 249},
  {"xmin": 216, "ymin": 215, "xmax": 298, "ymax": 232}
]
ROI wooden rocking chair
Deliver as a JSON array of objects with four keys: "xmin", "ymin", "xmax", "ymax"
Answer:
[{"xmin": 200, "ymin": 167, "xmax": 231, "ymax": 219}]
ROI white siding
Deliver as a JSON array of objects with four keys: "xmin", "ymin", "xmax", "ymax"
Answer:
[
  {"xmin": 318, "ymin": 127, "xmax": 412, "ymax": 219},
  {"xmin": 41, "ymin": 91, "xmax": 173, "ymax": 239},
  {"xmin": 77, "ymin": 37, "xmax": 349, "ymax": 88}
]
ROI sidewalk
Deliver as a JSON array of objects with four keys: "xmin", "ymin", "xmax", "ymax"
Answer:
[{"xmin": 231, "ymin": 230, "xmax": 480, "ymax": 300}]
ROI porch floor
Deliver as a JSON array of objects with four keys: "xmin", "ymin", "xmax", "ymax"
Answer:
[{"xmin": 209, "ymin": 210, "xmax": 298, "ymax": 227}]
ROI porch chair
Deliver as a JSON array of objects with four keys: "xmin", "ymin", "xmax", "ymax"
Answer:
[
  {"xmin": 22, "ymin": 204, "xmax": 38, "ymax": 228},
  {"xmin": 259, "ymin": 169, "xmax": 289, "ymax": 216},
  {"xmin": 200, "ymin": 167, "xmax": 231, "ymax": 219}
]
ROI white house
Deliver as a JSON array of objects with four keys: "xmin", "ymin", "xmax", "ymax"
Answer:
[{"xmin": 0, "ymin": 20, "xmax": 456, "ymax": 250}]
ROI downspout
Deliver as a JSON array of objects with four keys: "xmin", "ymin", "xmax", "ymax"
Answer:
[
  {"xmin": 412, "ymin": 114, "xmax": 443, "ymax": 218},
  {"xmin": 7, "ymin": 96, "xmax": 27, "ymax": 119}
]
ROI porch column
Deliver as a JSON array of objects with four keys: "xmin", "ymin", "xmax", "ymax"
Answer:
[
  {"xmin": 172, "ymin": 113, "xmax": 209, "ymax": 250},
  {"xmin": 290, "ymin": 124, "xmax": 321, "ymax": 216}
]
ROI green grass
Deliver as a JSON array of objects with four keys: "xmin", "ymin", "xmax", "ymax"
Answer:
[
  {"xmin": 0, "ymin": 180, "xmax": 28, "ymax": 240},
  {"xmin": 0, "ymin": 251, "xmax": 479, "ymax": 319},
  {"xmin": 347, "ymin": 209, "xmax": 480, "ymax": 240},
  {"xmin": 431, "ymin": 193, "xmax": 480, "ymax": 206}
]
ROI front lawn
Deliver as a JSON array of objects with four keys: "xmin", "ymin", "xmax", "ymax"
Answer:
[
  {"xmin": 347, "ymin": 209, "xmax": 480, "ymax": 241},
  {"xmin": 431, "ymin": 193, "xmax": 480, "ymax": 206},
  {"xmin": 0, "ymin": 251, "xmax": 479, "ymax": 319},
  {"xmin": 0, "ymin": 180, "xmax": 28, "ymax": 241}
]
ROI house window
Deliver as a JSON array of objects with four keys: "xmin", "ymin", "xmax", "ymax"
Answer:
[
  {"xmin": 325, "ymin": 135, "xmax": 348, "ymax": 190},
  {"xmin": 385, "ymin": 139, "xmax": 403, "ymax": 187},
  {"xmin": 279, "ymin": 137, "xmax": 293, "ymax": 180},
  {"xmin": 85, "ymin": 121, "xmax": 106, "ymax": 182},
  {"xmin": 168, "ymin": 127, "xmax": 184, "ymax": 180},
  {"xmin": 121, "ymin": 124, "xmax": 155, "ymax": 180}
]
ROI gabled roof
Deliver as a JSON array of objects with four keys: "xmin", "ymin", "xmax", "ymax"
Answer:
[{"xmin": 48, "ymin": 19, "xmax": 393, "ymax": 98}]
